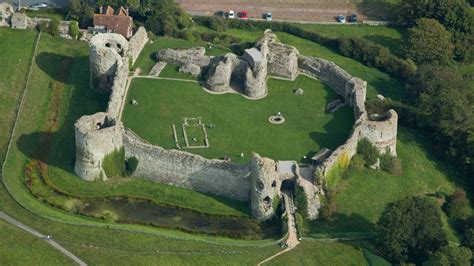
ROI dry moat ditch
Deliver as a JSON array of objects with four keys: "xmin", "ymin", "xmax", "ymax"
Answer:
[{"xmin": 25, "ymin": 160, "xmax": 283, "ymax": 240}]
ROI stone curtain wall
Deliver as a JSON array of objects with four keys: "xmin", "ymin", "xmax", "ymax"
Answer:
[
  {"xmin": 124, "ymin": 130, "xmax": 251, "ymax": 201},
  {"xmin": 106, "ymin": 57, "xmax": 129, "ymax": 119},
  {"xmin": 298, "ymin": 55, "xmax": 398, "ymax": 180},
  {"xmin": 128, "ymin": 27, "xmax": 149, "ymax": 64}
]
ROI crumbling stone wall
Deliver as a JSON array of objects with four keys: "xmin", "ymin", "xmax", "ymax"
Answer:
[
  {"xmin": 0, "ymin": 3, "xmax": 13, "ymax": 27},
  {"xmin": 10, "ymin": 13, "xmax": 27, "ymax": 29},
  {"xmin": 74, "ymin": 113, "xmax": 124, "ymax": 181},
  {"xmin": 299, "ymin": 55, "xmax": 398, "ymax": 181},
  {"xmin": 249, "ymin": 153, "xmax": 280, "ymax": 221},
  {"xmin": 128, "ymin": 26, "xmax": 149, "ymax": 64},
  {"xmin": 89, "ymin": 33, "xmax": 129, "ymax": 92},
  {"xmin": 123, "ymin": 130, "xmax": 251, "ymax": 201}
]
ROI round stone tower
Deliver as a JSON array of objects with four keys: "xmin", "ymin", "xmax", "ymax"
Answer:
[
  {"xmin": 89, "ymin": 33, "xmax": 129, "ymax": 92},
  {"xmin": 360, "ymin": 109, "xmax": 398, "ymax": 156},
  {"xmin": 74, "ymin": 112, "xmax": 124, "ymax": 181},
  {"xmin": 249, "ymin": 153, "xmax": 281, "ymax": 221}
]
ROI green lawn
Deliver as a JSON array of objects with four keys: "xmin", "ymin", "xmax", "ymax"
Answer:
[
  {"xmin": 0, "ymin": 220, "xmax": 74, "ymax": 265},
  {"xmin": 298, "ymin": 24, "xmax": 405, "ymax": 55},
  {"xmin": 0, "ymin": 29, "xmax": 37, "ymax": 166},
  {"xmin": 159, "ymin": 63, "xmax": 198, "ymax": 80},
  {"xmin": 123, "ymin": 75, "xmax": 354, "ymax": 164},
  {"xmin": 266, "ymin": 240, "xmax": 369, "ymax": 265},
  {"xmin": 133, "ymin": 36, "xmax": 229, "ymax": 74}
]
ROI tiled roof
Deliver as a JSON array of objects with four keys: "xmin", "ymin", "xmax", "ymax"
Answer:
[{"xmin": 93, "ymin": 6, "xmax": 132, "ymax": 38}]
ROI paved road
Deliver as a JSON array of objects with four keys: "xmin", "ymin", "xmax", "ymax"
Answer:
[{"xmin": 0, "ymin": 211, "xmax": 87, "ymax": 266}]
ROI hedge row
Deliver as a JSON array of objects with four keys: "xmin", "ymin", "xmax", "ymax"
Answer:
[{"xmin": 194, "ymin": 16, "xmax": 416, "ymax": 81}]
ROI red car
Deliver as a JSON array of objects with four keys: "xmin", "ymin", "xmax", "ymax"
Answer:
[{"xmin": 240, "ymin": 10, "xmax": 248, "ymax": 19}]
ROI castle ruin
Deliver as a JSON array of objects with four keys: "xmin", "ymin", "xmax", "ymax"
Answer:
[{"xmin": 74, "ymin": 29, "xmax": 398, "ymax": 221}]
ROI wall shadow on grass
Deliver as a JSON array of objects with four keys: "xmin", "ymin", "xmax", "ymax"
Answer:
[{"xmin": 35, "ymin": 52, "xmax": 88, "ymax": 84}]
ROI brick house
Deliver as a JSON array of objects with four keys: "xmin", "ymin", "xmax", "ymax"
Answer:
[{"xmin": 93, "ymin": 6, "xmax": 133, "ymax": 38}]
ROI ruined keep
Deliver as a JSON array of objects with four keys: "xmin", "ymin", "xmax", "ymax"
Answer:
[
  {"xmin": 74, "ymin": 29, "xmax": 398, "ymax": 221},
  {"xmin": 89, "ymin": 33, "xmax": 129, "ymax": 92}
]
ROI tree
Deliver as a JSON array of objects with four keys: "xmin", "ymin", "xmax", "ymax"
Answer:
[
  {"xmin": 68, "ymin": 0, "xmax": 94, "ymax": 28},
  {"xmin": 444, "ymin": 187, "xmax": 471, "ymax": 219},
  {"xmin": 48, "ymin": 19, "xmax": 60, "ymax": 37},
  {"xmin": 396, "ymin": 0, "xmax": 473, "ymax": 62},
  {"xmin": 405, "ymin": 18, "xmax": 454, "ymax": 65},
  {"xmin": 423, "ymin": 245, "xmax": 472, "ymax": 266},
  {"xmin": 357, "ymin": 138, "xmax": 379, "ymax": 167},
  {"xmin": 69, "ymin": 21, "xmax": 80, "ymax": 39},
  {"xmin": 144, "ymin": 0, "xmax": 192, "ymax": 37},
  {"xmin": 376, "ymin": 197, "xmax": 448, "ymax": 264}
]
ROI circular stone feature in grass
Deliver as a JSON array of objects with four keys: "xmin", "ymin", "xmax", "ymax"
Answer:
[{"xmin": 269, "ymin": 115, "xmax": 285, "ymax": 125}]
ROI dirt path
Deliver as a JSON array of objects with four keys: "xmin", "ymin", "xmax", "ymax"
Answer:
[{"xmin": 257, "ymin": 190, "xmax": 300, "ymax": 265}]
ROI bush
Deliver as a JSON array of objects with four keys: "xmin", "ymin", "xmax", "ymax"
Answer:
[
  {"xmin": 380, "ymin": 153, "xmax": 402, "ymax": 176},
  {"xmin": 102, "ymin": 148, "xmax": 125, "ymax": 178},
  {"xmin": 124, "ymin": 156, "xmax": 139, "ymax": 176},
  {"xmin": 48, "ymin": 19, "xmax": 60, "ymax": 37},
  {"xmin": 349, "ymin": 154, "xmax": 365, "ymax": 171},
  {"xmin": 357, "ymin": 138, "xmax": 380, "ymax": 167},
  {"xmin": 68, "ymin": 20, "xmax": 79, "ymax": 39},
  {"xmin": 37, "ymin": 21, "xmax": 48, "ymax": 32},
  {"xmin": 294, "ymin": 184, "xmax": 308, "ymax": 218},
  {"xmin": 319, "ymin": 189, "xmax": 337, "ymax": 220},
  {"xmin": 376, "ymin": 197, "xmax": 448, "ymax": 264},
  {"xmin": 444, "ymin": 188, "xmax": 471, "ymax": 219},
  {"xmin": 423, "ymin": 245, "xmax": 472, "ymax": 266}
]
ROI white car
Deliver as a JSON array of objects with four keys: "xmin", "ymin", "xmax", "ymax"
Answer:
[
  {"xmin": 30, "ymin": 3, "xmax": 48, "ymax": 9},
  {"xmin": 228, "ymin": 10, "xmax": 235, "ymax": 19},
  {"xmin": 266, "ymin": 12, "xmax": 272, "ymax": 21},
  {"xmin": 337, "ymin": 15, "xmax": 346, "ymax": 23}
]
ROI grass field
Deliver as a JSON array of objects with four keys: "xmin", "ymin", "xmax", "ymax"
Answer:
[
  {"xmin": 123, "ymin": 75, "xmax": 354, "ymax": 164},
  {"xmin": 0, "ymin": 29, "xmax": 37, "ymax": 166},
  {"xmin": 266, "ymin": 240, "xmax": 369, "ymax": 265},
  {"xmin": 0, "ymin": 220, "xmax": 73, "ymax": 265}
]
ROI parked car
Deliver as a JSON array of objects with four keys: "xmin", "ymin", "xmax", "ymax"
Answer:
[
  {"xmin": 337, "ymin": 15, "xmax": 346, "ymax": 23},
  {"xmin": 228, "ymin": 10, "xmax": 235, "ymax": 19},
  {"xmin": 240, "ymin": 10, "xmax": 248, "ymax": 19},
  {"xmin": 30, "ymin": 3, "xmax": 48, "ymax": 9},
  {"xmin": 349, "ymin": 13, "xmax": 357, "ymax": 23},
  {"xmin": 265, "ymin": 12, "xmax": 272, "ymax": 21},
  {"xmin": 215, "ymin": 10, "xmax": 225, "ymax": 17}
]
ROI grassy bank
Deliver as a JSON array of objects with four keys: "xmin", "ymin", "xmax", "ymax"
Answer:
[{"xmin": 0, "ymin": 29, "xmax": 37, "ymax": 166}]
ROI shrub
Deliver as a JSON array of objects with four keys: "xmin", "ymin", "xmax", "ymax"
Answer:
[
  {"xmin": 102, "ymin": 148, "xmax": 125, "ymax": 178},
  {"xmin": 124, "ymin": 156, "xmax": 139, "ymax": 176},
  {"xmin": 319, "ymin": 189, "xmax": 337, "ymax": 220},
  {"xmin": 37, "ymin": 21, "xmax": 48, "ymax": 32},
  {"xmin": 349, "ymin": 154, "xmax": 365, "ymax": 171},
  {"xmin": 444, "ymin": 188, "xmax": 471, "ymax": 219},
  {"xmin": 380, "ymin": 153, "xmax": 402, "ymax": 176},
  {"xmin": 68, "ymin": 20, "xmax": 79, "ymax": 39},
  {"xmin": 376, "ymin": 197, "xmax": 448, "ymax": 264},
  {"xmin": 294, "ymin": 184, "xmax": 308, "ymax": 218},
  {"xmin": 357, "ymin": 138, "xmax": 380, "ymax": 167},
  {"xmin": 423, "ymin": 245, "xmax": 472, "ymax": 266},
  {"xmin": 48, "ymin": 18, "xmax": 60, "ymax": 37}
]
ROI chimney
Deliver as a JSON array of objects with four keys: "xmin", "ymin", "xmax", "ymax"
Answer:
[
  {"xmin": 99, "ymin": 6, "xmax": 103, "ymax": 14},
  {"xmin": 125, "ymin": 7, "xmax": 129, "ymax": 16}
]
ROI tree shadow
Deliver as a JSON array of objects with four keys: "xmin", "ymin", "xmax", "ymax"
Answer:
[
  {"xmin": 304, "ymin": 212, "xmax": 375, "ymax": 237},
  {"xmin": 370, "ymin": 76, "xmax": 406, "ymax": 101},
  {"xmin": 364, "ymin": 35, "xmax": 404, "ymax": 56}
]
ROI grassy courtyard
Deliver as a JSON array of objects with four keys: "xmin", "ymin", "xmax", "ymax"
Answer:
[{"xmin": 123, "ymin": 75, "xmax": 354, "ymax": 164}]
